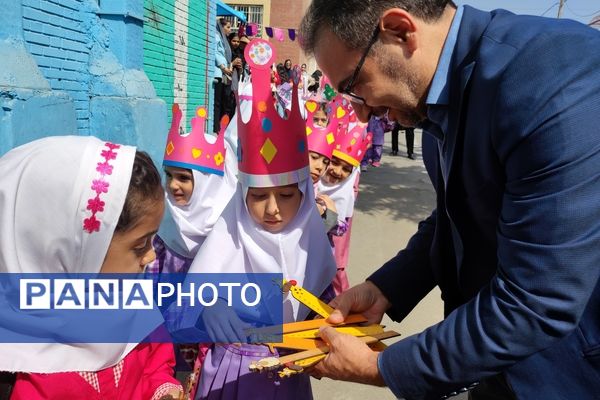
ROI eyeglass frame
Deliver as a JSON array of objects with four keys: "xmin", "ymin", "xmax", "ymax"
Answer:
[{"xmin": 340, "ymin": 25, "xmax": 381, "ymax": 106}]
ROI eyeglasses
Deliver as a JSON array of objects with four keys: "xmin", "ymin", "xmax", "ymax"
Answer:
[{"xmin": 340, "ymin": 26, "xmax": 380, "ymax": 106}]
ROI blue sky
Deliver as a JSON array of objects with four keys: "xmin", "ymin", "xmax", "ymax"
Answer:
[{"xmin": 454, "ymin": 0, "xmax": 600, "ymax": 24}]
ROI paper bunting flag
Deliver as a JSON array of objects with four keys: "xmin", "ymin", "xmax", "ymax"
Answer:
[
  {"xmin": 246, "ymin": 23, "xmax": 258, "ymax": 36},
  {"xmin": 265, "ymin": 26, "xmax": 273, "ymax": 38},
  {"xmin": 273, "ymin": 27, "xmax": 285, "ymax": 42},
  {"xmin": 288, "ymin": 29, "xmax": 296, "ymax": 41}
]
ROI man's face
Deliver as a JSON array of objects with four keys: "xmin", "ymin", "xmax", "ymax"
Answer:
[{"xmin": 314, "ymin": 28, "xmax": 428, "ymax": 127}]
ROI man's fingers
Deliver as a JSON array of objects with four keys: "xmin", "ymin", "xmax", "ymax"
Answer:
[
  {"xmin": 318, "ymin": 326, "xmax": 341, "ymax": 347},
  {"xmin": 327, "ymin": 295, "xmax": 352, "ymax": 324}
]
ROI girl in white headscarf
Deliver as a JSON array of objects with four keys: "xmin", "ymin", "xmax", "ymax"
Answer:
[
  {"xmin": 0, "ymin": 136, "xmax": 182, "ymax": 399},
  {"xmin": 318, "ymin": 103, "xmax": 372, "ymax": 295},
  {"xmin": 146, "ymin": 105, "xmax": 238, "ymax": 371},
  {"xmin": 186, "ymin": 38, "xmax": 337, "ymax": 400},
  {"xmin": 147, "ymin": 140, "xmax": 238, "ymax": 274}
]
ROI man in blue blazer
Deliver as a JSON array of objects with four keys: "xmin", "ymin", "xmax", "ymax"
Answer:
[{"xmin": 300, "ymin": 1, "xmax": 600, "ymax": 399}]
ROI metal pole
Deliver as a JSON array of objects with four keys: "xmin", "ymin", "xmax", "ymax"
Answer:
[{"xmin": 557, "ymin": 0, "xmax": 566, "ymax": 18}]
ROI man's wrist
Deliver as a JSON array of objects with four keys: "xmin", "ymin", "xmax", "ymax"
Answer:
[{"xmin": 365, "ymin": 350, "xmax": 386, "ymax": 386}]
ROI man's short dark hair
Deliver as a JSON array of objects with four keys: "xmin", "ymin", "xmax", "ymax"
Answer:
[{"xmin": 300, "ymin": 0, "xmax": 454, "ymax": 55}]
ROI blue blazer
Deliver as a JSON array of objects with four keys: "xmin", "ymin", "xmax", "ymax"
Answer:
[{"xmin": 370, "ymin": 6, "xmax": 600, "ymax": 400}]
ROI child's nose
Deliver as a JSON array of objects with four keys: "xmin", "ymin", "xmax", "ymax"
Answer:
[
  {"xmin": 141, "ymin": 247, "xmax": 157, "ymax": 267},
  {"xmin": 265, "ymin": 195, "xmax": 279, "ymax": 215}
]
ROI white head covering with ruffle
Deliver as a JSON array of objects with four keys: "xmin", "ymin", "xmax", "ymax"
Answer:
[{"xmin": 0, "ymin": 136, "xmax": 163, "ymax": 373}]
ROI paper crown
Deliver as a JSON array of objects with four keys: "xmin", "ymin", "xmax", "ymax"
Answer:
[
  {"xmin": 304, "ymin": 100, "xmax": 339, "ymax": 160},
  {"xmin": 332, "ymin": 123, "xmax": 373, "ymax": 167},
  {"xmin": 163, "ymin": 104, "xmax": 228, "ymax": 176},
  {"xmin": 236, "ymin": 39, "xmax": 309, "ymax": 187},
  {"xmin": 328, "ymin": 95, "xmax": 358, "ymax": 130}
]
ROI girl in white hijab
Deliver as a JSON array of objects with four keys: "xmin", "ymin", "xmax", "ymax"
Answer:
[
  {"xmin": 188, "ymin": 39, "xmax": 337, "ymax": 400},
  {"xmin": 318, "ymin": 99, "xmax": 372, "ymax": 295},
  {"xmin": 147, "ymin": 104, "xmax": 238, "ymax": 275},
  {"xmin": 0, "ymin": 136, "xmax": 182, "ymax": 399},
  {"xmin": 146, "ymin": 104, "xmax": 239, "ymax": 372}
]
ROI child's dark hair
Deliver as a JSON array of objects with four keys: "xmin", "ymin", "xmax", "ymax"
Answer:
[{"xmin": 116, "ymin": 151, "xmax": 163, "ymax": 232}]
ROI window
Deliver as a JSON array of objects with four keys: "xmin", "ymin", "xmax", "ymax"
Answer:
[{"xmin": 224, "ymin": 4, "xmax": 264, "ymax": 37}]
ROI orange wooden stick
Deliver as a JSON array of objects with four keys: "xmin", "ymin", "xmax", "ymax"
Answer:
[{"xmin": 276, "ymin": 331, "xmax": 400, "ymax": 365}]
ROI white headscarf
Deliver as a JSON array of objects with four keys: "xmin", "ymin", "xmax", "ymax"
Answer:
[
  {"xmin": 158, "ymin": 140, "xmax": 238, "ymax": 258},
  {"xmin": 188, "ymin": 177, "xmax": 336, "ymax": 322},
  {"xmin": 224, "ymin": 74, "xmax": 253, "ymax": 154},
  {"xmin": 0, "ymin": 136, "xmax": 159, "ymax": 372},
  {"xmin": 318, "ymin": 168, "xmax": 359, "ymax": 221}
]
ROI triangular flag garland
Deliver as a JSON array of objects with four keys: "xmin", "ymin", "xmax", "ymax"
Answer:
[{"xmin": 241, "ymin": 24, "xmax": 298, "ymax": 42}]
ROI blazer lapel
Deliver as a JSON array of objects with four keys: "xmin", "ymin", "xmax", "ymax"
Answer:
[{"xmin": 442, "ymin": 61, "xmax": 474, "ymax": 189}]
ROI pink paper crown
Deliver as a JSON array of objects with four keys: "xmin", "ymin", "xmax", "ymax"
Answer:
[
  {"xmin": 236, "ymin": 39, "xmax": 309, "ymax": 187},
  {"xmin": 304, "ymin": 100, "xmax": 339, "ymax": 159},
  {"xmin": 332, "ymin": 123, "xmax": 373, "ymax": 167},
  {"xmin": 163, "ymin": 104, "xmax": 228, "ymax": 176},
  {"xmin": 329, "ymin": 95, "xmax": 358, "ymax": 131}
]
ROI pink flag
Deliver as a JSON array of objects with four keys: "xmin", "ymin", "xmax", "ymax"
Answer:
[{"xmin": 273, "ymin": 27, "xmax": 285, "ymax": 42}]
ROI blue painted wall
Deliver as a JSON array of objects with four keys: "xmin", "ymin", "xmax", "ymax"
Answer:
[{"xmin": 0, "ymin": 0, "xmax": 208, "ymax": 165}]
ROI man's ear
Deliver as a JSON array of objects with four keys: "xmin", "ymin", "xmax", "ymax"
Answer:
[{"xmin": 379, "ymin": 8, "xmax": 418, "ymax": 53}]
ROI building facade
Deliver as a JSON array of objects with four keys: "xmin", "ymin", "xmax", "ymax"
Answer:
[
  {"xmin": 225, "ymin": 0, "xmax": 315, "ymax": 70},
  {"xmin": 0, "ymin": 0, "xmax": 216, "ymax": 164}
]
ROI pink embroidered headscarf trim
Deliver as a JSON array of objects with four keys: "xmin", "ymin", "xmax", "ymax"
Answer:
[{"xmin": 83, "ymin": 142, "xmax": 121, "ymax": 233}]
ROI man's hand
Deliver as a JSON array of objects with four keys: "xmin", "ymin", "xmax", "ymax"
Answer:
[
  {"xmin": 309, "ymin": 326, "xmax": 386, "ymax": 386},
  {"xmin": 327, "ymin": 281, "xmax": 391, "ymax": 325}
]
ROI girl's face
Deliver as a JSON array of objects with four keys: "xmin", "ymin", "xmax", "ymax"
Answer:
[
  {"xmin": 312, "ymin": 109, "xmax": 328, "ymax": 128},
  {"xmin": 230, "ymin": 36, "xmax": 240, "ymax": 48},
  {"xmin": 285, "ymin": 60, "xmax": 292, "ymax": 69},
  {"xmin": 100, "ymin": 198, "xmax": 165, "ymax": 273},
  {"xmin": 223, "ymin": 22, "xmax": 232, "ymax": 36},
  {"xmin": 246, "ymin": 184, "xmax": 303, "ymax": 233},
  {"xmin": 309, "ymin": 151, "xmax": 330, "ymax": 183},
  {"xmin": 324, "ymin": 156, "xmax": 354, "ymax": 185},
  {"xmin": 165, "ymin": 166, "xmax": 194, "ymax": 206}
]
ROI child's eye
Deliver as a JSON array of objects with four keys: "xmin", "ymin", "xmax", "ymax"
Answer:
[
  {"xmin": 134, "ymin": 238, "xmax": 152, "ymax": 256},
  {"xmin": 251, "ymin": 193, "xmax": 267, "ymax": 200},
  {"xmin": 280, "ymin": 192, "xmax": 295, "ymax": 198}
]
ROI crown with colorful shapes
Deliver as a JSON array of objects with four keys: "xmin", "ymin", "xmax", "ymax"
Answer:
[
  {"xmin": 304, "ymin": 100, "xmax": 339, "ymax": 160},
  {"xmin": 163, "ymin": 104, "xmax": 228, "ymax": 176},
  {"xmin": 332, "ymin": 123, "xmax": 373, "ymax": 167},
  {"xmin": 236, "ymin": 39, "xmax": 309, "ymax": 187},
  {"xmin": 329, "ymin": 95, "xmax": 359, "ymax": 130}
]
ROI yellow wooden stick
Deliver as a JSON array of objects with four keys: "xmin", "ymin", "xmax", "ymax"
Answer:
[
  {"xmin": 245, "ymin": 313, "xmax": 368, "ymax": 337},
  {"xmin": 271, "ymin": 336, "xmax": 326, "ymax": 350},
  {"xmin": 284, "ymin": 324, "xmax": 384, "ymax": 339},
  {"xmin": 286, "ymin": 281, "xmax": 335, "ymax": 318}
]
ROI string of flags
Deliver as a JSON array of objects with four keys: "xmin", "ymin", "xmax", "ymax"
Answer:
[{"xmin": 243, "ymin": 23, "xmax": 297, "ymax": 42}]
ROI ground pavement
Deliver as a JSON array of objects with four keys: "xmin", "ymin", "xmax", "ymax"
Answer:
[{"xmin": 311, "ymin": 130, "xmax": 468, "ymax": 400}]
